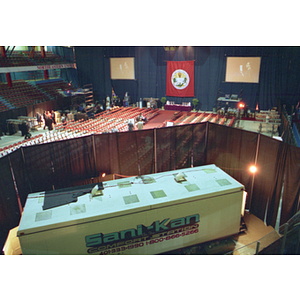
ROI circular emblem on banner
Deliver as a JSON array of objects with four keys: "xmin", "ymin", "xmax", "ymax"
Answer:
[{"xmin": 171, "ymin": 69, "xmax": 190, "ymax": 90}]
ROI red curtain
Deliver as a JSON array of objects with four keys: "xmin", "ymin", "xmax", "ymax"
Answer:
[{"xmin": 166, "ymin": 61, "xmax": 194, "ymax": 97}]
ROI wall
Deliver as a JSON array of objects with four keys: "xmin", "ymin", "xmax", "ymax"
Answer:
[{"xmin": 73, "ymin": 46, "xmax": 300, "ymax": 111}]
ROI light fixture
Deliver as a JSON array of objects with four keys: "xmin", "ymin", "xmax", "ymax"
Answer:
[
  {"xmin": 249, "ymin": 165, "xmax": 257, "ymax": 174},
  {"xmin": 238, "ymin": 102, "xmax": 245, "ymax": 109}
]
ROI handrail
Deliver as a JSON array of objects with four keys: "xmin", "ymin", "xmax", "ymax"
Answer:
[{"xmin": 225, "ymin": 212, "xmax": 300, "ymax": 255}]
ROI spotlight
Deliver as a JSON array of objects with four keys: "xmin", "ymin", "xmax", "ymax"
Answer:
[
  {"xmin": 249, "ymin": 165, "xmax": 257, "ymax": 174},
  {"xmin": 101, "ymin": 173, "xmax": 106, "ymax": 178},
  {"xmin": 238, "ymin": 102, "xmax": 245, "ymax": 109}
]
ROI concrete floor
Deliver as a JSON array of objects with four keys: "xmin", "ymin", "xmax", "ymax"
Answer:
[{"xmin": 235, "ymin": 119, "xmax": 281, "ymax": 139}]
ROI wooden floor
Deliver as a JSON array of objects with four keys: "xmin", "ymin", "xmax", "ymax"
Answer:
[{"xmin": 231, "ymin": 211, "xmax": 281, "ymax": 255}]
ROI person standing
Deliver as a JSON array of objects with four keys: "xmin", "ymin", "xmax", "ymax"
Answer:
[
  {"xmin": 51, "ymin": 110, "xmax": 56, "ymax": 125},
  {"xmin": 137, "ymin": 120, "xmax": 143, "ymax": 130},
  {"xmin": 43, "ymin": 111, "xmax": 47, "ymax": 129},
  {"xmin": 128, "ymin": 120, "xmax": 134, "ymax": 131},
  {"xmin": 36, "ymin": 112, "xmax": 42, "ymax": 127}
]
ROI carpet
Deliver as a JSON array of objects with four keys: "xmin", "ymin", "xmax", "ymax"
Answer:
[{"xmin": 143, "ymin": 110, "xmax": 176, "ymax": 129}]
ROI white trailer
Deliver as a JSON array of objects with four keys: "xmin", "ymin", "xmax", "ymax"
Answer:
[{"xmin": 12, "ymin": 164, "xmax": 246, "ymax": 255}]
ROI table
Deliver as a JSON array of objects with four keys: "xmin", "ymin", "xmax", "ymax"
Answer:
[
  {"xmin": 164, "ymin": 104, "xmax": 192, "ymax": 112},
  {"xmin": 217, "ymin": 97, "xmax": 242, "ymax": 103}
]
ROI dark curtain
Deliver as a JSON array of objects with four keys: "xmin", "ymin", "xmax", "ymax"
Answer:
[
  {"xmin": 190, "ymin": 122, "xmax": 207, "ymax": 167},
  {"xmin": 173, "ymin": 124, "xmax": 195, "ymax": 170},
  {"xmin": 74, "ymin": 46, "xmax": 300, "ymax": 111},
  {"xmin": 206, "ymin": 123, "xmax": 258, "ymax": 208},
  {"xmin": 280, "ymin": 144, "xmax": 300, "ymax": 224},
  {"xmin": 21, "ymin": 143, "xmax": 56, "ymax": 192},
  {"xmin": 2, "ymin": 120, "xmax": 300, "ymax": 251},
  {"xmin": 0, "ymin": 155, "xmax": 21, "ymax": 251},
  {"xmin": 94, "ymin": 133, "xmax": 120, "ymax": 176},
  {"xmin": 48, "ymin": 46, "xmax": 79, "ymax": 88},
  {"xmin": 74, "ymin": 46, "xmax": 107, "ymax": 103},
  {"xmin": 265, "ymin": 141, "xmax": 288, "ymax": 227},
  {"xmin": 135, "ymin": 47, "xmax": 160, "ymax": 101},
  {"xmin": 156, "ymin": 126, "xmax": 177, "ymax": 173},
  {"xmin": 46, "ymin": 136, "xmax": 97, "ymax": 188},
  {"xmin": 20, "ymin": 136, "xmax": 96, "ymax": 192},
  {"xmin": 8, "ymin": 149, "xmax": 32, "ymax": 207},
  {"xmin": 117, "ymin": 130, "xmax": 140, "ymax": 176},
  {"xmin": 250, "ymin": 135, "xmax": 286, "ymax": 224},
  {"xmin": 134, "ymin": 129, "xmax": 155, "ymax": 175}
]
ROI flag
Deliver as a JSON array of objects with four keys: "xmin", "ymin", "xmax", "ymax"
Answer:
[{"xmin": 166, "ymin": 61, "xmax": 194, "ymax": 97}]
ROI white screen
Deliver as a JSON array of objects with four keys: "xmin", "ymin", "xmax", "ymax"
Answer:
[
  {"xmin": 110, "ymin": 57, "xmax": 135, "ymax": 80},
  {"xmin": 225, "ymin": 57, "xmax": 261, "ymax": 83}
]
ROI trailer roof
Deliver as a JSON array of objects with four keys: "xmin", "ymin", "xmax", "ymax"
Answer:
[{"xmin": 18, "ymin": 164, "xmax": 244, "ymax": 235}]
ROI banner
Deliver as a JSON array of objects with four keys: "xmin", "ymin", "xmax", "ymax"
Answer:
[{"xmin": 166, "ymin": 60, "xmax": 194, "ymax": 97}]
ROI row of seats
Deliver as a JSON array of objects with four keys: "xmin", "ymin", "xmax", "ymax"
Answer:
[
  {"xmin": 0, "ymin": 103, "xmax": 9, "ymax": 112},
  {"xmin": 0, "ymin": 80, "xmax": 76, "ymax": 110},
  {"xmin": 22, "ymin": 51, "xmax": 69, "ymax": 65},
  {"xmin": 0, "ymin": 107, "xmax": 160, "ymax": 157},
  {"xmin": 0, "ymin": 53, "xmax": 36, "ymax": 67},
  {"xmin": 162, "ymin": 111, "xmax": 231, "ymax": 127},
  {"xmin": 57, "ymin": 107, "xmax": 158, "ymax": 135},
  {"xmin": 0, "ymin": 51, "xmax": 70, "ymax": 68},
  {"xmin": 0, "ymin": 107, "xmax": 234, "ymax": 158},
  {"xmin": 0, "ymin": 80, "xmax": 50, "ymax": 108},
  {"xmin": 36, "ymin": 80, "xmax": 75, "ymax": 100}
]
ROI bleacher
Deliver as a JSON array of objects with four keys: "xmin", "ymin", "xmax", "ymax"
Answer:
[
  {"xmin": 36, "ymin": 80, "xmax": 74, "ymax": 100},
  {"xmin": 0, "ymin": 51, "xmax": 70, "ymax": 68},
  {"xmin": 0, "ymin": 78, "xmax": 78, "ymax": 111},
  {"xmin": 21, "ymin": 51, "xmax": 69, "ymax": 65},
  {"xmin": 160, "ymin": 111, "xmax": 235, "ymax": 128},
  {"xmin": 0, "ymin": 52, "xmax": 35, "ymax": 68},
  {"xmin": 0, "ymin": 80, "xmax": 50, "ymax": 108}
]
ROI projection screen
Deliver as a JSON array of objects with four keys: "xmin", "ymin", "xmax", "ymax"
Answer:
[
  {"xmin": 225, "ymin": 57, "xmax": 261, "ymax": 83},
  {"xmin": 110, "ymin": 57, "xmax": 135, "ymax": 80}
]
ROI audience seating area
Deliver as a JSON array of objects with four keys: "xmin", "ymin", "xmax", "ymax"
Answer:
[
  {"xmin": 0, "ymin": 52, "xmax": 36, "ymax": 67},
  {"xmin": 21, "ymin": 51, "xmax": 70, "ymax": 65},
  {"xmin": 0, "ymin": 80, "xmax": 50, "ymax": 108},
  {"xmin": 0, "ymin": 107, "xmax": 237, "ymax": 158},
  {"xmin": 159, "ymin": 111, "xmax": 233, "ymax": 127},
  {"xmin": 0, "ymin": 79, "xmax": 76, "ymax": 110},
  {"xmin": 36, "ymin": 80, "xmax": 73, "ymax": 100},
  {"xmin": 56, "ymin": 107, "xmax": 159, "ymax": 134},
  {"xmin": 0, "ymin": 51, "xmax": 71, "ymax": 68},
  {"xmin": 0, "ymin": 98, "xmax": 10, "ymax": 112}
]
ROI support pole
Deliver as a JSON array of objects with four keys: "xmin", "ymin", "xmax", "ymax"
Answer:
[
  {"xmin": 0, "ymin": 46, "xmax": 6, "ymax": 57},
  {"xmin": 92, "ymin": 134, "xmax": 97, "ymax": 176},
  {"xmin": 255, "ymin": 240, "xmax": 260, "ymax": 254},
  {"xmin": 41, "ymin": 46, "xmax": 49, "ymax": 80},
  {"xmin": 280, "ymin": 222, "xmax": 289, "ymax": 254},
  {"xmin": 21, "ymin": 147, "xmax": 32, "ymax": 193},
  {"xmin": 1, "ymin": 46, "xmax": 12, "ymax": 87},
  {"xmin": 8, "ymin": 156, "xmax": 22, "ymax": 215},
  {"xmin": 248, "ymin": 133, "xmax": 261, "ymax": 211},
  {"xmin": 204, "ymin": 121, "xmax": 209, "ymax": 164},
  {"xmin": 154, "ymin": 128, "xmax": 157, "ymax": 173},
  {"xmin": 295, "ymin": 226, "xmax": 300, "ymax": 254},
  {"xmin": 5, "ymin": 73, "xmax": 12, "ymax": 87}
]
